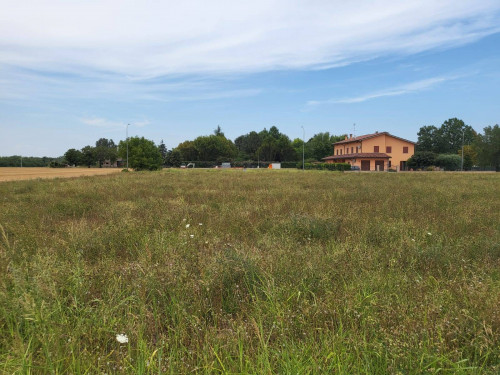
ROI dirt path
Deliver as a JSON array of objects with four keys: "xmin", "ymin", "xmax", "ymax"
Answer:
[{"xmin": 0, "ymin": 167, "xmax": 122, "ymax": 182}]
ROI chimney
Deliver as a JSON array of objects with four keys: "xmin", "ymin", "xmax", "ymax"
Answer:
[
  {"xmin": 349, "ymin": 134, "xmax": 352, "ymax": 139},
  {"xmin": 375, "ymin": 131, "xmax": 378, "ymax": 134},
  {"xmin": 344, "ymin": 135, "xmax": 348, "ymax": 140}
]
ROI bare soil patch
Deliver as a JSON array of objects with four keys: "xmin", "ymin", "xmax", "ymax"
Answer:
[{"xmin": 0, "ymin": 167, "xmax": 122, "ymax": 182}]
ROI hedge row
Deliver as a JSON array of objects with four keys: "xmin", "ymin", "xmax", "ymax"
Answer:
[{"xmin": 302, "ymin": 162, "xmax": 351, "ymax": 171}]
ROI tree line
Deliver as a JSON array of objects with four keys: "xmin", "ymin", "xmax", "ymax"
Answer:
[
  {"xmin": 409, "ymin": 118, "xmax": 499, "ymax": 171},
  {"xmin": 2, "ymin": 118, "xmax": 498, "ymax": 171}
]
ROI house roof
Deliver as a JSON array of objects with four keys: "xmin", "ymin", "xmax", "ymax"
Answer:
[
  {"xmin": 334, "ymin": 131, "xmax": 416, "ymax": 145},
  {"xmin": 322, "ymin": 152, "xmax": 391, "ymax": 160}
]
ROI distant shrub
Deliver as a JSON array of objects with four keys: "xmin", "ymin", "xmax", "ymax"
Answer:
[
  {"xmin": 280, "ymin": 161, "xmax": 298, "ymax": 168},
  {"xmin": 48, "ymin": 161, "xmax": 67, "ymax": 168},
  {"xmin": 302, "ymin": 162, "xmax": 351, "ymax": 171},
  {"xmin": 435, "ymin": 154, "xmax": 461, "ymax": 171}
]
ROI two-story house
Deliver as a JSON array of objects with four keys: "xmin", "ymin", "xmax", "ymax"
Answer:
[{"xmin": 322, "ymin": 131, "xmax": 415, "ymax": 171}]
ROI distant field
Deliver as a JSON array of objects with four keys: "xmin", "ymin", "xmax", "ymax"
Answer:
[
  {"xmin": 0, "ymin": 167, "xmax": 122, "ymax": 182},
  {"xmin": 0, "ymin": 170, "xmax": 499, "ymax": 373}
]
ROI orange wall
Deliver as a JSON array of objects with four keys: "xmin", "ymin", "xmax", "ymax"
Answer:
[
  {"xmin": 332, "ymin": 134, "xmax": 415, "ymax": 170},
  {"xmin": 333, "ymin": 141, "xmax": 361, "ymax": 156}
]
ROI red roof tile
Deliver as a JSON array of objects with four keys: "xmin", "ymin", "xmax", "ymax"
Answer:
[
  {"xmin": 322, "ymin": 152, "xmax": 391, "ymax": 160},
  {"xmin": 334, "ymin": 132, "xmax": 415, "ymax": 145}
]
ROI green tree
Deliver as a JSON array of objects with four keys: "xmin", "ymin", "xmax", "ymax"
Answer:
[
  {"xmin": 435, "ymin": 154, "xmax": 461, "ymax": 171},
  {"xmin": 417, "ymin": 125, "xmax": 439, "ymax": 152},
  {"xmin": 118, "ymin": 137, "xmax": 163, "ymax": 171},
  {"xmin": 417, "ymin": 119, "xmax": 475, "ymax": 154},
  {"xmin": 81, "ymin": 146, "xmax": 96, "ymax": 167},
  {"xmin": 176, "ymin": 141, "xmax": 198, "ymax": 162},
  {"xmin": 257, "ymin": 136, "xmax": 279, "ymax": 161},
  {"xmin": 406, "ymin": 151, "xmax": 437, "ymax": 169},
  {"xmin": 64, "ymin": 148, "xmax": 83, "ymax": 166},
  {"xmin": 255, "ymin": 127, "xmax": 297, "ymax": 162},
  {"xmin": 458, "ymin": 145, "xmax": 477, "ymax": 171},
  {"xmin": 235, "ymin": 131, "xmax": 262, "ymax": 159},
  {"xmin": 165, "ymin": 149, "xmax": 182, "ymax": 167},
  {"xmin": 213, "ymin": 125, "xmax": 225, "ymax": 137},
  {"xmin": 436, "ymin": 118, "xmax": 475, "ymax": 154},
  {"xmin": 306, "ymin": 132, "xmax": 344, "ymax": 161},
  {"xmin": 473, "ymin": 124, "xmax": 500, "ymax": 171},
  {"xmin": 158, "ymin": 140, "xmax": 168, "ymax": 165},
  {"xmin": 193, "ymin": 135, "xmax": 237, "ymax": 161},
  {"xmin": 94, "ymin": 138, "xmax": 117, "ymax": 167}
]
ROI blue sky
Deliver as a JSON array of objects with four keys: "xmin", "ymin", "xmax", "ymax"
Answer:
[{"xmin": 1, "ymin": 0, "xmax": 499, "ymax": 157}]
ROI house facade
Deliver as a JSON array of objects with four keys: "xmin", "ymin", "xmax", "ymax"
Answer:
[{"xmin": 322, "ymin": 132, "xmax": 415, "ymax": 171}]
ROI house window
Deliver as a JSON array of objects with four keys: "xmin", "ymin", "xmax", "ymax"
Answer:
[
  {"xmin": 374, "ymin": 146, "xmax": 379, "ymax": 152},
  {"xmin": 340, "ymin": 149, "xmax": 342, "ymax": 155},
  {"xmin": 351, "ymin": 147, "xmax": 354, "ymax": 153},
  {"xmin": 336, "ymin": 149, "xmax": 338, "ymax": 155},
  {"xmin": 386, "ymin": 146, "xmax": 392, "ymax": 153},
  {"xmin": 403, "ymin": 146, "xmax": 408, "ymax": 153},
  {"xmin": 388, "ymin": 161, "xmax": 391, "ymax": 167}
]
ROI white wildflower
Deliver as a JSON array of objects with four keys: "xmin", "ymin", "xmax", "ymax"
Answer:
[
  {"xmin": 199, "ymin": 223, "xmax": 203, "ymax": 226},
  {"xmin": 116, "ymin": 334, "xmax": 128, "ymax": 344},
  {"xmin": 411, "ymin": 238, "xmax": 415, "ymax": 242},
  {"xmin": 190, "ymin": 234, "xmax": 194, "ymax": 238},
  {"xmin": 186, "ymin": 224, "xmax": 190, "ymax": 228},
  {"xmin": 427, "ymin": 232, "xmax": 432, "ymax": 236}
]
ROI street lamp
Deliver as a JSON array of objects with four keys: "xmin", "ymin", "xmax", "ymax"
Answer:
[
  {"xmin": 301, "ymin": 125, "xmax": 305, "ymax": 171},
  {"xmin": 126, "ymin": 123, "xmax": 130, "ymax": 170},
  {"xmin": 461, "ymin": 128, "xmax": 465, "ymax": 171}
]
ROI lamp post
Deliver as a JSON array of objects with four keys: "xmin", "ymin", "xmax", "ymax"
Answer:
[
  {"xmin": 301, "ymin": 125, "xmax": 305, "ymax": 171},
  {"xmin": 461, "ymin": 128, "xmax": 465, "ymax": 171},
  {"xmin": 126, "ymin": 123, "xmax": 130, "ymax": 170}
]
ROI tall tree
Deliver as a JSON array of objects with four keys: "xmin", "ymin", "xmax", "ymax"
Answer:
[
  {"xmin": 417, "ymin": 125, "xmax": 439, "ymax": 152},
  {"xmin": 474, "ymin": 124, "xmax": 500, "ymax": 170},
  {"xmin": 176, "ymin": 141, "xmax": 198, "ymax": 161},
  {"xmin": 192, "ymin": 135, "xmax": 237, "ymax": 161},
  {"xmin": 64, "ymin": 148, "xmax": 82, "ymax": 166},
  {"xmin": 81, "ymin": 146, "xmax": 96, "ymax": 167},
  {"xmin": 235, "ymin": 131, "xmax": 262, "ymax": 159},
  {"xmin": 436, "ymin": 118, "xmax": 475, "ymax": 154},
  {"xmin": 94, "ymin": 138, "xmax": 117, "ymax": 167},
  {"xmin": 307, "ymin": 132, "xmax": 344, "ymax": 161},
  {"xmin": 118, "ymin": 137, "xmax": 163, "ymax": 170},
  {"xmin": 158, "ymin": 140, "xmax": 168, "ymax": 164},
  {"xmin": 165, "ymin": 149, "xmax": 182, "ymax": 167},
  {"xmin": 213, "ymin": 125, "xmax": 225, "ymax": 137}
]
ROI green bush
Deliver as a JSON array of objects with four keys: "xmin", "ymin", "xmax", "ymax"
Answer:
[
  {"xmin": 48, "ymin": 161, "xmax": 67, "ymax": 168},
  {"xmin": 435, "ymin": 154, "xmax": 461, "ymax": 171},
  {"xmin": 302, "ymin": 162, "xmax": 351, "ymax": 171},
  {"xmin": 281, "ymin": 161, "xmax": 298, "ymax": 168}
]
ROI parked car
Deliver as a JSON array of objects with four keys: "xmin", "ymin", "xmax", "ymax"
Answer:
[{"xmin": 351, "ymin": 165, "xmax": 360, "ymax": 171}]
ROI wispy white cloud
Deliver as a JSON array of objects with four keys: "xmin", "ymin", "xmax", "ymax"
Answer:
[
  {"xmin": 80, "ymin": 117, "xmax": 150, "ymax": 129},
  {"xmin": 307, "ymin": 75, "xmax": 462, "ymax": 106},
  {"xmin": 80, "ymin": 117, "xmax": 125, "ymax": 129},
  {"xmin": 0, "ymin": 1, "xmax": 499, "ymax": 78}
]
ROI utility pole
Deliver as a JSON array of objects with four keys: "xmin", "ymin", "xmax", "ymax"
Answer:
[{"xmin": 301, "ymin": 125, "xmax": 305, "ymax": 171}]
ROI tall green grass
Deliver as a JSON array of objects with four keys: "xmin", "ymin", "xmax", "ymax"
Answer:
[{"xmin": 0, "ymin": 170, "xmax": 499, "ymax": 373}]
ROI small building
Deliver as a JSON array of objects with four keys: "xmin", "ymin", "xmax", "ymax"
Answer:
[
  {"xmin": 322, "ymin": 131, "xmax": 415, "ymax": 171},
  {"xmin": 102, "ymin": 158, "xmax": 125, "ymax": 168}
]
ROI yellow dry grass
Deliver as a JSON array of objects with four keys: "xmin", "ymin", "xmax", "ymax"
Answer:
[{"xmin": 0, "ymin": 167, "xmax": 122, "ymax": 182}]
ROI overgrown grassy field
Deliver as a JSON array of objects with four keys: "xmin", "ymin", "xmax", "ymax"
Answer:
[{"xmin": 0, "ymin": 170, "xmax": 499, "ymax": 374}]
